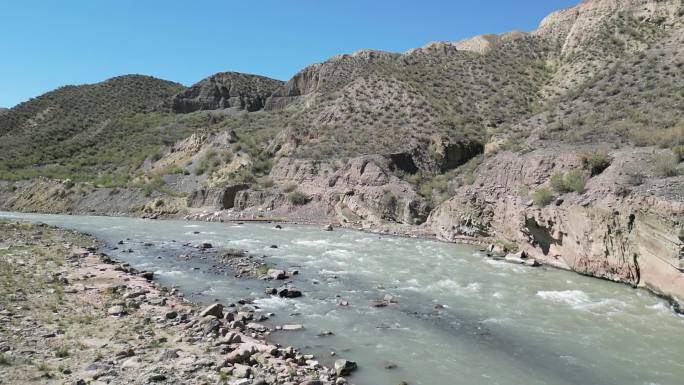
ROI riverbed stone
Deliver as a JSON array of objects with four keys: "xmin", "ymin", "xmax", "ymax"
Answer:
[
  {"xmin": 199, "ymin": 303, "xmax": 223, "ymax": 318},
  {"xmin": 277, "ymin": 287, "xmax": 302, "ymax": 298},
  {"xmin": 233, "ymin": 363, "xmax": 252, "ymax": 378},
  {"xmin": 267, "ymin": 269, "xmax": 288, "ymax": 280},
  {"xmin": 334, "ymin": 359, "xmax": 357, "ymax": 376}
]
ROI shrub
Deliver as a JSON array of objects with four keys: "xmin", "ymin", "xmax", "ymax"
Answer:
[
  {"xmin": 288, "ymin": 191, "xmax": 309, "ymax": 206},
  {"xmin": 583, "ymin": 152, "xmax": 611, "ymax": 176},
  {"xmin": 673, "ymin": 145, "xmax": 684, "ymax": 162},
  {"xmin": 258, "ymin": 176, "xmax": 274, "ymax": 188},
  {"xmin": 54, "ymin": 346, "xmax": 69, "ymax": 358},
  {"xmin": 654, "ymin": 153, "xmax": 679, "ymax": 177},
  {"xmin": 532, "ymin": 187, "xmax": 554, "ymax": 206},
  {"xmin": 564, "ymin": 170, "xmax": 587, "ymax": 193},
  {"xmin": 550, "ymin": 170, "xmax": 587, "ymax": 193},
  {"xmin": 626, "ymin": 171, "xmax": 645, "ymax": 186},
  {"xmin": 282, "ymin": 183, "xmax": 297, "ymax": 193},
  {"xmin": 550, "ymin": 172, "xmax": 568, "ymax": 193}
]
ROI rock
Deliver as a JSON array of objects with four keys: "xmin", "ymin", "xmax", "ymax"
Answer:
[
  {"xmin": 165, "ymin": 310, "xmax": 178, "ymax": 319},
  {"xmin": 247, "ymin": 322, "xmax": 268, "ymax": 332},
  {"xmin": 300, "ymin": 381, "xmax": 324, "ymax": 385},
  {"xmin": 524, "ymin": 258, "xmax": 541, "ymax": 267},
  {"xmin": 232, "ymin": 363, "xmax": 252, "ymax": 378},
  {"xmin": 267, "ymin": 269, "xmax": 288, "ymax": 280},
  {"xmin": 107, "ymin": 305, "xmax": 126, "ymax": 316},
  {"xmin": 222, "ymin": 332, "xmax": 242, "ymax": 344},
  {"xmin": 124, "ymin": 289, "xmax": 149, "ymax": 299},
  {"xmin": 168, "ymin": 72, "xmax": 283, "ymax": 113},
  {"xmin": 277, "ymin": 287, "xmax": 302, "ymax": 298},
  {"xmin": 139, "ymin": 271, "xmax": 154, "ymax": 280},
  {"xmin": 275, "ymin": 225, "xmax": 283, "ymax": 229},
  {"xmin": 148, "ymin": 373, "xmax": 167, "ymax": 382},
  {"xmin": 487, "ymin": 243, "xmax": 506, "ymax": 254},
  {"xmin": 121, "ymin": 357, "xmax": 141, "ymax": 368},
  {"xmin": 282, "ymin": 324, "xmax": 304, "ymax": 331},
  {"xmin": 334, "ymin": 359, "xmax": 357, "ymax": 376},
  {"xmin": 158, "ymin": 349, "xmax": 180, "ymax": 361},
  {"xmin": 322, "ymin": 224, "xmax": 334, "ymax": 231},
  {"xmin": 504, "ymin": 251, "xmax": 538, "ymax": 266},
  {"xmin": 264, "ymin": 287, "xmax": 277, "ymax": 295},
  {"xmin": 224, "ymin": 343, "xmax": 258, "ymax": 364},
  {"xmin": 115, "ymin": 348, "xmax": 134, "ymax": 358},
  {"xmin": 369, "ymin": 300, "xmax": 387, "ymax": 308},
  {"xmin": 199, "ymin": 303, "xmax": 223, "ymax": 318},
  {"xmin": 197, "ymin": 242, "xmax": 213, "ymax": 250}
]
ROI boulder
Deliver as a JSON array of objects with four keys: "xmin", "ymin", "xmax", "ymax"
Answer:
[
  {"xmin": 107, "ymin": 305, "xmax": 125, "ymax": 316},
  {"xmin": 334, "ymin": 359, "xmax": 357, "ymax": 376},
  {"xmin": 277, "ymin": 287, "xmax": 302, "ymax": 298},
  {"xmin": 232, "ymin": 363, "xmax": 251, "ymax": 378},
  {"xmin": 199, "ymin": 303, "xmax": 223, "ymax": 318},
  {"xmin": 267, "ymin": 269, "xmax": 288, "ymax": 280}
]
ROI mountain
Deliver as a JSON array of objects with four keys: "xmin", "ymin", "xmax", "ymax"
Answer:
[
  {"xmin": 167, "ymin": 72, "xmax": 284, "ymax": 113},
  {"xmin": 0, "ymin": 75, "xmax": 186, "ymax": 180},
  {"xmin": 1, "ymin": 0, "xmax": 683, "ymax": 307}
]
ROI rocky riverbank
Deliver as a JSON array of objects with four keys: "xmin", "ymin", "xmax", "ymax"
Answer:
[{"xmin": 0, "ymin": 221, "xmax": 356, "ymax": 385}]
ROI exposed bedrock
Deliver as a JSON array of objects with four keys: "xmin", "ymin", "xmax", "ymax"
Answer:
[
  {"xmin": 428, "ymin": 147, "xmax": 684, "ymax": 304},
  {"xmin": 168, "ymin": 72, "xmax": 283, "ymax": 113},
  {"xmin": 186, "ymin": 184, "xmax": 250, "ymax": 210},
  {"xmin": 234, "ymin": 156, "xmax": 431, "ymax": 226}
]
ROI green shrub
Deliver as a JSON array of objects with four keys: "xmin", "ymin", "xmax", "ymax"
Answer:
[
  {"xmin": 258, "ymin": 176, "xmax": 274, "ymax": 188},
  {"xmin": 532, "ymin": 187, "xmax": 554, "ymax": 206},
  {"xmin": 583, "ymin": 152, "xmax": 611, "ymax": 176},
  {"xmin": 282, "ymin": 183, "xmax": 297, "ymax": 193},
  {"xmin": 550, "ymin": 170, "xmax": 587, "ymax": 193},
  {"xmin": 288, "ymin": 191, "xmax": 309, "ymax": 206},
  {"xmin": 550, "ymin": 172, "xmax": 568, "ymax": 193},
  {"xmin": 626, "ymin": 171, "xmax": 645, "ymax": 186},
  {"xmin": 654, "ymin": 153, "xmax": 679, "ymax": 177},
  {"xmin": 54, "ymin": 346, "xmax": 69, "ymax": 358},
  {"xmin": 564, "ymin": 170, "xmax": 587, "ymax": 193},
  {"xmin": 673, "ymin": 145, "xmax": 684, "ymax": 162}
]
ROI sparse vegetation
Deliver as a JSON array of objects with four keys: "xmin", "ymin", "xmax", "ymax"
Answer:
[
  {"xmin": 288, "ymin": 190, "xmax": 309, "ymax": 206},
  {"xmin": 532, "ymin": 187, "xmax": 554, "ymax": 206},
  {"xmin": 550, "ymin": 170, "xmax": 588, "ymax": 194},
  {"xmin": 654, "ymin": 152, "xmax": 679, "ymax": 177},
  {"xmin": 583, "ymin": 152, "xmax": 612, "ymax": 176}
]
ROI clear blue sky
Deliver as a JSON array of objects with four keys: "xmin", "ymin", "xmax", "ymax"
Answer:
[{"xmin": 0, "ymin": 0, "xmax": 579, "ymax": 108}]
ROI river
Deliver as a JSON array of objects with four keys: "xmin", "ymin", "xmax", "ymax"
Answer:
[{"xmin": 1, "ymin": 211, "xmax": 682, "ymax": 385}]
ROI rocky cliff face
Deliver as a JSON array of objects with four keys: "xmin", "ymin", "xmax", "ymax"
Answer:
[
  {"xmin": 232, "ymin": 156, "xmax": 430, "ymax": 227},
  {"xmin": 169, "ymin": 72, "xmax": 283, "ymax": 113},
  {"xmin": 428, "ymin": 146, "xmax": 684, "ymax": 303}
]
